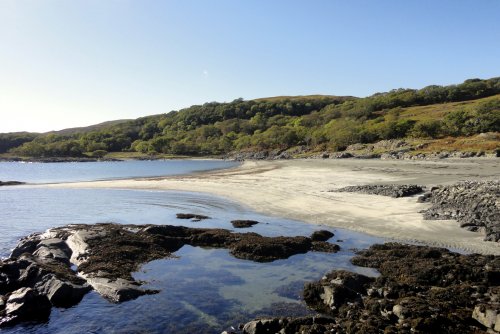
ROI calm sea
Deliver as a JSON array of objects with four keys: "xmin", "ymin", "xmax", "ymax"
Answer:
[{"xmin": 0, "ymin": 160, "xmax": 381, "ymax": 334}]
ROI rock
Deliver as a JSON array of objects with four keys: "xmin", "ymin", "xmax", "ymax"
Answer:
[
  {"xmin": 176, "ymin": 213, "xmax": 210, "ymax": 221},
  {"xmin": 252, "ymin": 243, "xmax": 499, "ymax": 333},
  {"xmin": 0, "ymin": 181, "xmax": 25, "ymax": 187},
  {"xmin": 303, "ymin": 270, "xmax": 374, "ymax": 314},
  {"xmin": 334, "ymin": 184, "xmax": 424, "ymax": 198},
  {"xmin": 472, "ymin": 304, "xmax": 500, "ymax": 331},
  {"xmin": 229, "ymin": 235, "xmax": 312, "ymax": 262},
  {"xmin": 310, "ymin": 230, "xmax": 334, "ymax": 242},
  {"xmin": 332, "ymin": 152, "xmax": 353, "ymax": 159},
  {"xmin": 0, "ymin": 287, "xmax": 51, "ymax": 327},
  {"xmin": 422, "ymin": 181, "xmax": 500, "ymax": 242},
  {"xmin": 85, "ymin": 277, "xmax": 155, "ymax": 303},
  {"xmin": 242, "ymin": 318, "xmax": 282, "ymax": 334},
  {"xmin": 1, "ymin": 222, "xmax": 341, "ymax": 325},
  {"xmin": 10, "ymin": 234, "xmax": 41, "ymax": 258},
  {"xmin": 35, "ymin": 275, "xmax": 90, "ymax": 307},
  {"xmin": 33, "ymin": 238, "xmax": 72, "ymax": 265},
  {"xmin": 231, "ymin": 220, "xmax": 260, "ymax": 228}
]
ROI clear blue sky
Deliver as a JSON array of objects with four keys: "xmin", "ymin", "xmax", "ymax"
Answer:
[{"xmin": 1, "ymin": 0, "xmax": 499, "ymax": 133}]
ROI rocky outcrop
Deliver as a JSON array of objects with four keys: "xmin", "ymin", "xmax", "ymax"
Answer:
[
  {"xmin": 0, "ymin": 223, "xmax": 339, "ymax": 327},
  {"xmin": 231, "ymin": 220, "xmax": 260, "ymax": 228},
  {"xmin": 241, "ymin": 243, "xmax": 500, "ymax": 333},
  {"xmin": 334, "ymin": 184, "xmax": 424, "ymax": 198},
  {"xmin": 422, "ymin": 181, "xmax": 500, "ymax": 242}
]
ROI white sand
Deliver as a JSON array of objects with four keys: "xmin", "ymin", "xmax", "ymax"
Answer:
[{"xmin": 48, "ymin": 159, "xmax": 500, "ymax": 255}]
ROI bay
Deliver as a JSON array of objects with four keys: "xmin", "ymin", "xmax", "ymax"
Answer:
[{"xmin": 0, "ymin": 161, "xmax": 381, "ymax": 333}]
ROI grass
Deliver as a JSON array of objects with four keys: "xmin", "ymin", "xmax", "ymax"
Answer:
[{"xmin": 399, "ymin": 94, "xmax": 500, "ymax": 122}]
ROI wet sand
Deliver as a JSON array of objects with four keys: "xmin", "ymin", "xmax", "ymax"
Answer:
[{"xmin": 49, "ymin": 158, "xmax": 500, "ymax": 255}]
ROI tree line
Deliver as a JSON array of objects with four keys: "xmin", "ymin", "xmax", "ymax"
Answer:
[{"xmin": 2, "ymin": 77, "xmax": 499, "ymax": 157}]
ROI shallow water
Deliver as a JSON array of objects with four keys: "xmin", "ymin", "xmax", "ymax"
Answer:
[
  {"xmin": 0, "ymin": 162, "xmax": 382, "ymax": 333},
  {"xmin": 0, "ymin": 160, "xmax": 239, "ymax": 183}
]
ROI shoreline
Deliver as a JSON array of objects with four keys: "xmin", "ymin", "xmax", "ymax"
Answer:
[{"xmin": 44, "ymin": 158, "xmax": 500, "ymax": 255}]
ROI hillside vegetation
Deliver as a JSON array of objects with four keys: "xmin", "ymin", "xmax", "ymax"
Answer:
[{"xmin": 1, "ymin": 77, "xmax": 499, "ymax": 158}]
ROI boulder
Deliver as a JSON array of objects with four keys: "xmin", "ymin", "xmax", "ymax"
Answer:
[
  {"xmin": 0, "ymin": 287, "xmax": 51, "ymax": 327},
  {"xmin": 35, "ymin": 275, "xmax": 90, "ymax": 307},
  {"xmin": 472, "ymin": 304, "xmax": 500, "ymax": 331}
]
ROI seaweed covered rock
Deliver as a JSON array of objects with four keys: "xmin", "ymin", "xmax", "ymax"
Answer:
[
  {"xmin": 334, "ymin": 184, "xmax": 424, "ymax": 197},
  {"xmin": 1, "ymin": 223, "xmax": 340, "ymax": 326},
  {"xmin": 422, "ymin": 180, "xmax": 500, "ymax": 242},
  {"xmin": 241, "ymin": 243, "xmax": 500, "ymax": 333},
  {"xmin": 231, "ymin": 220, "xmax": 260, "ymax": 228},
  {"xmin": 310, "ymin": 230, "xmax": 334, "ymax": 242}
]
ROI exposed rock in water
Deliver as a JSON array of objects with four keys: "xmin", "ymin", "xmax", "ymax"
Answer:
[
  {"xmin": 241, "ymin": 243, "xmax": 500, "ymax": 333},
  {"xmin": 0, "ymin": 223, "xmax": 339, "ymax": 326},
  {"xmin": 334, "ymin": 184, "xmax": 424, "ymax": 198},
  {"xmin": 0, "ymin": 181, "xmax": 25, "ymax": 187},
  {"xmin": 422, "ymin": 180, "xmax": 500, "ymax": 242},
  {"xmin": 0, "ymin": 287, "xmax": 51, "ymax": 327},
  {"xmin": 176, "ymin": 213, "xmax": 210, "ymax": 221},
  {"xmin": 231, "ymin": 220, "xmax": 260, "ymax": 228},
  {"xmin": 310, "ymin": 230, "xmax": 334, "ymax": 242}
]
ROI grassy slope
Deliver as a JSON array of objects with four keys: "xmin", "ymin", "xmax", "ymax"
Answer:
[{"xmin": 398, "ymin": 94, "xmax": 500, "ymax": 121}]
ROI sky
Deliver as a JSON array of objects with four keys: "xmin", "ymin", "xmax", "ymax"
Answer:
[{"xmin": 0, "ymin": 0, "xmax": 499, "ymax": 133}]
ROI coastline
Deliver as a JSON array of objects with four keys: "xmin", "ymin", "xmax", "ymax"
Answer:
[{"xmin": 46, "ymin": 158, "xmax": 500, "ymax": 255}]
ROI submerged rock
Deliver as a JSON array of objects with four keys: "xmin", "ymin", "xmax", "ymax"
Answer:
[
  {"xmin": 334, "ymin": 184, "xmax": 424, "ymax": 198},
  {"xmin": 0, "ymin": 223, "xmax": 340, "ymax": 326}
]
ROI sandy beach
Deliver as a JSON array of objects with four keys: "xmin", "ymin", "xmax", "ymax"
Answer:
[{"xmin": 49, "ymin": 158, "xmax": 500, "ymax": 255}]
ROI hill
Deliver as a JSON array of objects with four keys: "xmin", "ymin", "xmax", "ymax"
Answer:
[
  {"xmin": 1, "ymin": 77, "xmax": 499, "ymax": 159},
  {"xmin": 46, "ymin": 119, "xmax": 132, "ymax": 136}
]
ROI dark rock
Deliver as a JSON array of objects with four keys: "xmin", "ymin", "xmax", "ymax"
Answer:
[
  {"xmin": 310, "ymin": 230, "xmax": 334, "ymax": 242},
  {"xmin": 0, "ymin": 287, "xmax": 51, "ymax": 327},
  {"xmin": 231, "ymin": 220, "xmax": 260, "ymax": 228},
  {"xmin": 0, "ymin": 181, "xmax": 25, "ymax": 187},
  {"xmin": 241, "ymin": 243, "xmax": 499, "ymax": 333},
  {"xmin": 10, "ymin": 234, "xmax": 40, "ymax": 258},
  {"xmin": 422, "ymin": 181, "xmax": 500, "ymax": 242},
  {"xmin": 34, "ymin": 275, "xmax": 90, "ymax": 307},
  {"xmin": 229, "ymin": 235, "xmax": 312, "ymax": 262},
  {"xmin": 311, "ymin": 242, "xmax": 340, "ymax": 253},
  {"xmin": 332, "ymin": 152, "xmax": 353, "ymax": 159},
  {"xmin": 335, "ymin": 184, "xmax": 424, "ymax": 198},
  {"xmin": 176, "ymin": 213, "xmax": 210, "ymax": 221}
]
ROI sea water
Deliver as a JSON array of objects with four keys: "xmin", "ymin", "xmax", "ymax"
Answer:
[{"xmin": 0, "ymin": 161, "xmax": 381, "ymax": 333}]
